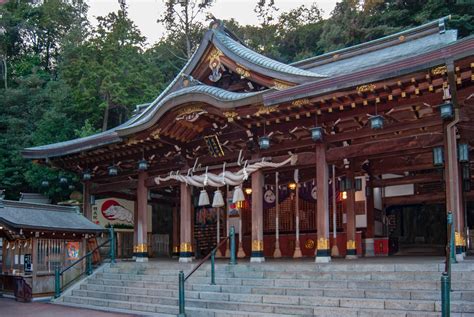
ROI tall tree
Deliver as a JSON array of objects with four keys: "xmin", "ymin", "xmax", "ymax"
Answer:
[{"xmin": 158, "ymin": 0, "xmax": 214, "ymax": 59}]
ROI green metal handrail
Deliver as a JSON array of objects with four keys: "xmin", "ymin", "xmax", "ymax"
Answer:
[
  {"xmin": 442, "ymin": 212, "xmax": 455, "ymax": 317},
  {"xmin": 54, "ymin": 227, "xmax": 115, "ymax": 298},
  {"xmin": 178, "ymin": 225, "xmax": 236, "ymax": 317}
]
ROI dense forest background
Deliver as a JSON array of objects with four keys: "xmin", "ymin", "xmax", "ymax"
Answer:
[{"xmin": 0, "ymin": 0, "xmax": 473, "ymax": 201}]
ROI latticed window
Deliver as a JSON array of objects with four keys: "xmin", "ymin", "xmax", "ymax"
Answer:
[{"xmin": 37, "ymin": 239, "xmax": 65, "ymax": 273}]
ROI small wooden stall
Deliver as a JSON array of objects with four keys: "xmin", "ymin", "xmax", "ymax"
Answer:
[{"xmin": 0, "ymin": 199, "xmax": 103, "ymax": 301}]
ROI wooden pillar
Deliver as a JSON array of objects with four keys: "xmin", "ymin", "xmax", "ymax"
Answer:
[
  {"xmin": 250, "ymin": 170, "xmax": 265, "ymax": 262},
  {"xmin": 315, "ymin": 144, "xmax": 331, "ymax": 262},
  {"xmin": 133, "ymin": 200, "xmax": 138, "ymax": 259},
  {"xmin": 273, "ymin": 172, "xmax": 282, "ymax": 257},
  {"xmin": 82, "ymin": 182, "xmax": 92, "ymax": 220},
  {"xmin": 179, "ymin": 182, "xmax": 193, "ymax": 262},
  {"xmin": 364, "ymin": 175, "xmax": 375, "ymax": 257},
  {"xmin": 293, "ymin": 176, "xmax": 302, "ymax": 258},
  {"xmin": 346, "ymin": 171, "xmax": 357, "ymax": 259},
  {"xmin": 172, "ymin": 197, "xmax": 179, "ymax": 257},
  {"xmin": 134, "ymin": 171, "xmax": 149, "ymax": 262}
]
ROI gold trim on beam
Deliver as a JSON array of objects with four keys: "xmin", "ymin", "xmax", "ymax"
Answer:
[
  {"xmin": 254, "ymin": 105, "xmax": 278, "ymax": 116},
  {"xmin": 235, "ymin": 64, "xmax": 251, "ymax": 78},
  {"xmin": 292, "ymin": 98, "xmax": 310, "ymax": 107},
  {"xmin": 431, "ymin": 65, "xmax": 447, "ymax": 76},
  {"xmin": 272, "ymin": 79, "xmax": 293, "ymax": 90},
  {"xmin": 223, "ymin": 111, "xmax": 238, "ymax": 122},
  {"xmin": 252, "ymin": 240, "xmax": 264, "ymax": 251},
  {"xmin": 356, "ymin": 84, "xmax": 376, "ymax": 93}
]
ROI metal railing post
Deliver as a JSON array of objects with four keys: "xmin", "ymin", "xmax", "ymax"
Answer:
[
  {"xmin": 178, "ymin": 271, "xmax": 185, "ymax": 317},
  {"xmin": 109, "ymin": 226, "xmax": 115, "ymax": 263},
  {"xmin": 229, "ymin": 226, "xmax": 236, "ymax": 265},
  {"xmin": 211, "ymin": 250, "xmax": 216, "ymax": 285},
  {"xmin": 86, "ymin": 253, "xmax": 93, "ymax": 275},
  {"xmin": 441, "ymin": 272, "xmax": 450, "ymax": 317},
  {"xmin": 54, "ymin": 266, "xmax": 61, "ymax": 298}
]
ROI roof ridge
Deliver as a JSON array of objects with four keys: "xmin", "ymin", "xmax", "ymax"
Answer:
[{"xmin": 2, "ymin": 200, "xmax": 78, "ymax": 213}]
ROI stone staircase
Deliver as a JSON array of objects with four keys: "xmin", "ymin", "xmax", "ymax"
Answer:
[{"xmin": 55, "ymin": 258, "xmax": 474, "ymax": 317}]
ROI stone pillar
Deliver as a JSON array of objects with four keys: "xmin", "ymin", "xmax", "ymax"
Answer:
[
  {"xmin": 364, "ymin": 175, "xmax": 375, "ymax": 257},
  {"xmin": 273, "ymin": 172, "xmax": 282, "ymax": 258},
  {"xmin": 134, "ymin": 171, "xmax": 148, "ymax": 262},
  {"xmin": 82, "ymin": 181, "xmax": 92, "ymax": 220},
  {"xmin": 179, "ymin": 182, "xmax": 193, "ymax": 262},
  {"xmin": 346, "ymin": 172, "xmax": 357, "ymax": 259},
  {"xmin": 251, "ymin": 170, "xmax": 265, "ymax": 262},
  {"xmin": 315, "ymin": 144, "xmax": 331, "ymax": 263}
]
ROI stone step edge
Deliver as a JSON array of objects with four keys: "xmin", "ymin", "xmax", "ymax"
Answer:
[
  {"xmin": 81, "ymin": 281, "xmax": 472, "ymax": 300},
  {"xmin": 73, "ymin": 287, "xmax": 460, "ymax": 313},
  {"xmin": 60, "ymin": 295, "xmax": 297, "ymax": 317},
  {"xmin": 90, "ymin": 276, "xmax": 474, "ymax": 292}
]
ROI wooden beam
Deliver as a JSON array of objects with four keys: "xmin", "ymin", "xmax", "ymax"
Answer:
[{"xmin": 372, "ymin": 173, "xmax": 443, "ymax": 187}]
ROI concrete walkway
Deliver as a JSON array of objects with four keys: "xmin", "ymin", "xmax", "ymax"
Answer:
[{"xmin": 0, "ymin": 298, "xmax": 140, "ymax": 317}]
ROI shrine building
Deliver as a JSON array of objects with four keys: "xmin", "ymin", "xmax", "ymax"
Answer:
[{"xmin": 22, "ymin": 17, "xmax": 474, "ymax": 264}]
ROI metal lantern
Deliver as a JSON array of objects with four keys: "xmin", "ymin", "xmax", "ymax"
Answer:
[
  {"xmin": 59, "ymin": 177, "xmax": 68, "ymax": 185},
  {"xmin": 310, "ymin": 127, "xmax": 323, "ymax": 142},
  {"xmin": 433, "ymin": 147, "xmax": 444, "ymax": 167},
  {"xmin": 462, "ymin": 164, "xmax": 471, "ymax": 181},
  {"xmin": 83, "ymin": 170, "xmax": 92, "ymax": 181},
  {"xmin": 41, "ymin": 180, "xmax": 49, "ymax": 188},
  {"xmin": 288, "ymin": 182, "xmax": 297, "ymax": 191},
  {"xmin": 244, "ymin": 188, "xmax": 252, "ymax": 195},
  {"xmin": 259, "ymin": 136, "xmax": 270, "ymax": 150},
  {"xmin": 440, "ymin": 102, "xmax": 453, "ymax": 120},
  {"xmin": 108, "ymin": 165, "xmax": 118, "ymax": 176},
  {"xmin": 68, "ymin": 184, "xmax": 75, "ymax": 190},
  {"xmin": 339, "ymin": 178, "xmax": 346, "ymax": 191},
  {"xmin": 138, "ymin": 159, "xmax": 149, "ymax": 171},
  {"xmin": 458, "ymin": 143, "xmax": 469, "ymax": 163},
  {"xmin": 370, "ymin": 115, "xmax": 384, "ymax": 130},
  {"xmin": 355, "ymin": 178, "xmax": 362, "ymax": 191}
]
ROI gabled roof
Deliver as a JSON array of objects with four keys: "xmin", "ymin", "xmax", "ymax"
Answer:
[{"xmin": 0, "ymin": 200, "xmax": 103, "ymax": 232}]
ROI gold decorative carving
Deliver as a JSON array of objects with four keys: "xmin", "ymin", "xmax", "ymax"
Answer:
[
  {"xmin": 180, "ymin": 242, "xmax": 193, "ymax": 252},
  {"xmin": 208, "ymin": 47, "xmax": 224, "ymax": 82},
  {"xmin": 398, "ymin": 35, "xmax": 405, "ymax": 42},
  {"xmin": 254, "ymin": 105, "xmax": 278, "ymax": 116},
  {"xmin": 317, "ymin": 238, "xmax": 329, "ymax": 250},
  {"xmin": 347, "ymin": 240, "xmax": 356, "ymax": 250},
  {"xmin": 134, "ymin": 243, "xmax": 148, "ymax": 253},
  {"xmin": 252, "ymin": 240, "xmax": 264, "ymax": 251},
  {"xmin": 431, "ymin": 65, "xmax": 447, "ymax": 76},
  {"xmin": 272, "ymin": 80, "xmax": 292, "ymax": 90},
  {"xmin": 126, "ymin": 137, "xmax": 139, "ymax": 146},
  {"xmin": 291, "ymin": 99, "xmax": 310, "ymax": 107},
  {"xmin": 333, "ymin": 54, "xmax": 340, "ymax": 60},
  {"xmin": 150, "ymin": 128, "xmax": 161, "ymax": 140},
  {"xmin": 176, "ymin": 106, "xmax": 207, "ymax": 122},
  {"xmin": 455, "ymin": 232, "xmax": 463, "ymax": 247},
  {"xmin": 356, "ymin": 84, "xmax": 376, "ymax": 93},
  {"xmin": 208, "ymin": 47, "xmax": 224, "ymax": 62},
  {"xmin": 223, "ymin": 111, "xmax": 238, "ymax": 122},
  {"xmin": 235, "ymin": 64, "xmax": 250, "ymax": 78},
  {"xmin": 304, "ymin": 239, "xmax": 315, "ymax": 249}
]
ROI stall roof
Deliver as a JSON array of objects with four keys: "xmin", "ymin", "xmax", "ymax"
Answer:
[{"xmin": 0, "ymin": 200, "xmax": 103, "ymax": 233}]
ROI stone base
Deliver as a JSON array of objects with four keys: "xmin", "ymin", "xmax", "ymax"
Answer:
[
  {"xmin": 346, "ymin": 255, "xmax": 358, "ymax": 260},
  {"xmin": 135, "ymin": 257, "xmax": 148, "ymax": 263},
  {"xmin": 315, "ymin": 256, "xmax": 331, "ymax": 263},
  {"xmin": 250, "ymin": 256, "xmax": 265, "ymax": 263},
  {"xmin": 363, "ymin": 238, "xmax": 375, "ymax": 257},
  {"xmin": 179, "ymin": 257, "xmax": 193, "ymax": 263}
]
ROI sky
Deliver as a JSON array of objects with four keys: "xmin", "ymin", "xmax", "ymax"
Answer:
[{"xmin": 87, "ymin": 0, "xmax": 338, "ymax": 45}]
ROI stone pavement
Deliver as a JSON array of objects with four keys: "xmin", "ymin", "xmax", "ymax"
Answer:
[{"xmin": 0, "ymin": 298, "xmax": 140, "ymax": 317}]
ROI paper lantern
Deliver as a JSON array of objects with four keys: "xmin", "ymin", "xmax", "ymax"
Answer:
[
  {"xmin": 198, "ymin": 189, "xmax": 210, "ymax": 206},
  {"xmin": 232, "ymin": 186, "xmax": 245, "ymax": 204},
  {"xmin": 212, "ymin": 189, "xmax": 225, "ymax": 208}
]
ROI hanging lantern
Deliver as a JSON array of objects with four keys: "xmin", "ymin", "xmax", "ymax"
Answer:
[
  {"xmin": 244, "ymin": 188, "xmax": 252, "ymax": 195},
  {"xmin": 59, "ymin": 177, "xmax": 68, "ymax": 185},
  {"xmin": 370, "ymin": 115, "xmax": 384, "ymax": 130},
  {"xmin": 440, "ymin": 102, "xmax": 453, "ymax": 120},
  {"xmin": 41, "ymin": 180, "xmax": 49, "ymax": 188},
  {"xmin": 310, "ymin": 127, "xmax": 323, "ymax": 142},
  {"xmin": 232, "ymin": 186, "xmax": 245, "ymax": 204},
  {"xmin": 68, "ymin": 184, "xmax": 75, "ymax": 190},
  {"xmin": 83, "ymin": 170, "xmax": 92, "ymax": 181},
  {"xmin": 212, "ymin": 189, "xmax": 225, "ymax": 208},
  {"xmin": 259, "ymin": 136, "xmax": 270, "ymax": 150},
  {"xmin": 433, "ymin": 147, "xmax": 444, "ymax": 167},
  {"xmin": 458, "ymin": 143, "xmax": 469, "ymax": 163},
  {"xmin": 339, "ymin": 178, "xmax": 346, "ymax": 191},
  {"xmin": 138, "ymin": 159, "xmax": 149, "ymax": 171},
  {"xmin": 462, "ymin": 164, "xmax": 471, "ymax": 181},
  {"xmin": 108, "ymin": 165, "xmax": 118, "ymax": 176},
  {"xmin": 463, "ymin": 180, "xmax": 471, "ymax": 192},
  {"xmin": 198, "ymin": 189, "xmax": 210, "ymax": 206},
  {"xmin": 354, "ymin": 178, "xmax": 362, "ymax": 191},
  {"xmin": 288, "ymin": 182, "xmax": 297, "ymax": 191},
  {"xmin": 342, "ymin": 191, "xmax": 347, "ymax": 200}
]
